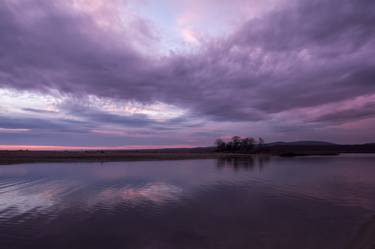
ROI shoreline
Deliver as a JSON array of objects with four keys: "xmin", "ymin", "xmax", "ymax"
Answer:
[
  {"xmin": 0, "ymin": 150, "xmax": 257, "ymax": 165},
  {"xmin": 1, "ymin": 149, "xmax": 374, "ymax": 166}
]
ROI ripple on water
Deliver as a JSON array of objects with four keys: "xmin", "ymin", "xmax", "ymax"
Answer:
[{"xmin": 0, "ymin": 157, "xmax": 374, "ymax": 249}]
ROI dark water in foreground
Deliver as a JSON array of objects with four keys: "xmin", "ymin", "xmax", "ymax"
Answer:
[{"xmin": 0, "ymin": 155, "xmax": 375, "ymax": 249}]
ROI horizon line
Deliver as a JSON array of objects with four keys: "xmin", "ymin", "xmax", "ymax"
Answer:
[{"xmin": 0, "ymin": 144, "xmax": 196, "ymax": 151}]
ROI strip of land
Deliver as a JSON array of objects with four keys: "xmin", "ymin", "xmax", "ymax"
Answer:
[
  {"xmin": 0, "ymin": 150, "xmax": 251, "ymax": 165},
  {"xmin": 1, "ymin": 142, "xmax": 374, "ymax": 165}
]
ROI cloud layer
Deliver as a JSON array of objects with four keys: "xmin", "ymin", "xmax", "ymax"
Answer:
[{"xmin": 1, "ymin": 0, "xmax": 375, "ymax": 146}]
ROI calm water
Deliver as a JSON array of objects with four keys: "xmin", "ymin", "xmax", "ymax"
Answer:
[{"xmin": 0, "ymin": 155, "xmax": 375, "ymax": 249}]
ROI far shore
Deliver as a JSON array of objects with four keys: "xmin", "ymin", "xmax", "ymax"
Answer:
[
  {"xmin": 1, "ymin": 142, "xmax": 375, "ymax": 165},
  {"xmin": 0, "ymin": 150, "xmax": 257, "ymax": 165}
]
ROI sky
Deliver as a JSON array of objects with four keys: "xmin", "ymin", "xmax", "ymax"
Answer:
[{"xmin": 0, "ymin": 0, "xmax": 375, "ymax": 149}]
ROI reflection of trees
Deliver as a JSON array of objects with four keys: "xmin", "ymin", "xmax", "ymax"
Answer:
[
  {"xmin": 257, "ymin": 156, "xmax": 270, "ymax": 169},
  {"xmin": 216, "ymin": 156, "xmax": 271, "ymax": 171}
]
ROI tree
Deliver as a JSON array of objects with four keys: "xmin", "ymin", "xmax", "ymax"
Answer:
[
  {"xmin": 226, "ymin": 141, "xmax": 233, "ymax": 151},
  {"xmin": 231, "ymin": 136, "xmax": 241, "ymax": 151},
  {"xmin": 241, "ymin": 137, "xmax": 255, "ymax": 152},
  {"xmin": 215, "ymin": 138, "xmax": 226, "ymax": 152},
  {"xmin": 214, "ymin": 136, "xmax": 260, "ymax": 153}
]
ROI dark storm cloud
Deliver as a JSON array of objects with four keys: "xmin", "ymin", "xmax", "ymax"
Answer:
[
  {"xmin": 60, "ymin": 100, "xmax": 158, "ymax": 128},
  {"xmin": 235, "ymin": 0, "xmax": 375, "ymax": 52},
  {"xmin": 59, "ymin": 99, "xmax": 201, "ymax": 130},
  {"xmin": 0, "ymin": 99, "xmax": 199, "ymax": 144},
  {"xmin": 0, "ymin": 0, "xmax": 157, "ymax": 99},
  {"xmin": 227, "ymin": 0, "xmax": 375, "ymax": 113},
  {"xmin": 0, "ymin": 0, "xmax": 375, "ymax": 124},
  {"xmin": 172, "ymin": 0, "xmax": 375, "ymax": 116},
  {"xmin": 312, "ymin": 102, "xmax": 375, "ymax": 124},
  {"xmin": 0, "ymin": 116, "xmax": 90, "ymax": 133}
]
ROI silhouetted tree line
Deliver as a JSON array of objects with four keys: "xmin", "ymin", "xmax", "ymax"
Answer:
[{"xmin": 215, "ymin": 136, "xmax": 265, "ymax": 153}]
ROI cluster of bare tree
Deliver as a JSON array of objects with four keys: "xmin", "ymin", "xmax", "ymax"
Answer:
[{"xmin": 215, "ymin": 136, "xmax": 265, "ymax": 153}]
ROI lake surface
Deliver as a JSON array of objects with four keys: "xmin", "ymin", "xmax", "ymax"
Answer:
[{"xmin": 0, "ymin": 155, "xmax": 375, "ymax": 249}]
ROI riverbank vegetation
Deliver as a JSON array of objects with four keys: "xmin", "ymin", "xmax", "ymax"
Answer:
[{"xmin": 215, "ymin": 136, "xmax": 265, "ymax": 153}]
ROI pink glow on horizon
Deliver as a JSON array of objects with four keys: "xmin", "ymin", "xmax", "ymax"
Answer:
[{"xmin": 0, "ymin": 145, "xmax": 195, "ymax": 151}]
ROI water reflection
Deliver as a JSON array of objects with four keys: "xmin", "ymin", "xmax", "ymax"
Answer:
[
  {"xmin": 92, "ymin": 182, "xmax": 183, "ymax": 206},
  {"xmin": 0, "ymin": 155, "xmax": 374, "ymax": 249},
  {"xmin": 216, "ymin": 156, "xmax": 271, "ymax": 171}
]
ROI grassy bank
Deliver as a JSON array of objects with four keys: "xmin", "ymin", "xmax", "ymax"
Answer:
[{"xmin": 0, "ymin": 150, "xmax": 255, "ymax": 165}]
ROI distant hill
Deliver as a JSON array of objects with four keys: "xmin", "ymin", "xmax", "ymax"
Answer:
[
  {"xmin": 260, "ymin": 142, "xmax": 375, "ymax": 155},
  {"xmin": 267, "ymin": 141, "xmax": 336, "ymax": 146}
]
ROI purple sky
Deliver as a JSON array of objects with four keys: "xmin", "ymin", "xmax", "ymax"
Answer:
[{"xmin": 0, "ymin": 0, "xmax": 375, "ymax": 148}]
